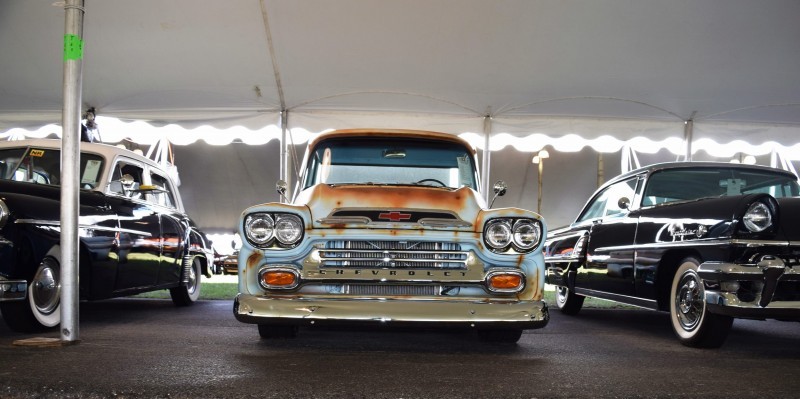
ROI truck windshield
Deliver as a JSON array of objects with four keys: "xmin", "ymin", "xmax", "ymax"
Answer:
[
  {"xmin": 302, "ymin": 137, "xmax": 479, "ymax": 190},
  {"xmin": 0, "ymin": 147, "xmax": 105, "ymax": 189}
]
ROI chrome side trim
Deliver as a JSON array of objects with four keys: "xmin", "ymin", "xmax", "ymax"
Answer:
[
  {"xmin": 14, "ymin": 219, "xmax": 152, "ymax": 237},
  {"xmin": 594, "ymin": 238, "xmax": 790, "ymax": 253},
  {"xmin": 573, "ymin": 287, "xmax": 659, "ymax": 310}
]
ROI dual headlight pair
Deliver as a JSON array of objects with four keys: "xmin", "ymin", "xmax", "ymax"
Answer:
[
  {"xmin": 244, "ymin": 213, "xmax": 304, "ymax": 248},
  {"xmin": 483, "ymin": 218, "xmax": 542, "ymax": 253}
]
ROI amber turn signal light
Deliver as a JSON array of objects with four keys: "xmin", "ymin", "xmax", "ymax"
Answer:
[
  {"xmin": 488, "ymin": 274, "xmax": 522, "ymax": 290},
  {"xmin": 262, "ymin": 271, "xmax": 297, "ymax": 287}
]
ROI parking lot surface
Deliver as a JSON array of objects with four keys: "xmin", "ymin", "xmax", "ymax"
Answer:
[{"xmin": 1, "ymin": 298, "xmax": 799, "ymax": 398}]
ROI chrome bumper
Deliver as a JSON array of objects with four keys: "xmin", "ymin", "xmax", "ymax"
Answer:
[
  {"xmin": 698, "ymin": 257, "xmax": 800, "ymax": 319},
  {"xmin": 233, "ymin": 294, "xmax": 549, "ymax": 330},
  {"xmin": 0, "ymin": 279, "xmax": 27, "ymax": 301}
]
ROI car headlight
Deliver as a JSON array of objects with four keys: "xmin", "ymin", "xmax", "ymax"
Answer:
[
  {"xmin": 245, "ymin": 213, "xmax": 275, "ymax": 246},
  {"xmin": 275, "ymin": 214, "xmax": 303, "ymax": 245},
  {"xmin": 743, "ymin": 201, "xmax": 772, "ymax": 233},
  {"xmin": 484, "ymin": 218, "xmax": 543, "ymax": 253},
  {"xmin": 512, "ymin": 219, "xmax": 541, "ymax": 251},
  {"xmin": 244, "ymin": 212, "xmax": 305, "ymax": 248},
  {"xmin": 484, "ymin": 220, "xmax": 512, "ymax": 250}
]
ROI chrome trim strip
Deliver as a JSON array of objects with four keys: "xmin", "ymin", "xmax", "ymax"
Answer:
[
  {"xmin": 317, "ymin": 216, "xmax": 371, "ymax": 225},
  {"xmin": 573, "ymin": 287, "xmax": 658, "ymax": 310},
  {"xmin": 594, "ymin": 238, "xmax": 790, "ymax": 253},
  {"xmin": 14, "ymin": 219, "xmax": 152, "ymax": 237},
  {"xmin": 543, "ymin": 256, "xmax": 581, "ymax": 263},
  {"xmin": 418, "ymin": 218, "xmax": 472, "ymax": 228}
]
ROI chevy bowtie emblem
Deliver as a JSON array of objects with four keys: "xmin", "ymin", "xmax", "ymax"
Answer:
[{"xmin": 378, "ymin": 211, "xmax": 412, "ymax": 222}]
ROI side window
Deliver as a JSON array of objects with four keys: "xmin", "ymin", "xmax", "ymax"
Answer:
[
  {"xmin": 109, "ymin": 160, "xmax": 145, "ymax": 199},
  {"xmin": 577, "ymin": 178, "xmax": 638, "ymax": 223},
  {"xmin": 148, "ymin": 171, "xmax": 177, "ymax": 209}
]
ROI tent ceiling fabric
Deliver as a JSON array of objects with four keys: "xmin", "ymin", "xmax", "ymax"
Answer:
[{"xmin": 1, "ymin": 0, "xmax": 799, "ymax": 139}]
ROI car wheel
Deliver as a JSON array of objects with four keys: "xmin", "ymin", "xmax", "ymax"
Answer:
[
  {"xmin": 258, "ymin": 324, "xmax": 298, "ymax": 339},
  {"xmin": 555, "ymin": 285, "xmax": 585, "ymax": 315},
  {"xmin": 0, "ymin": 255, "xmax": 61, "ymax": 333},
  {"xmin": 669, "ymin": 257, "xmax": 733, "ymax": 348},
  {"xmin": 170, "ymin": 257, "xmax": 201, "ymax": 306},
  {"xmin": 477, "ymin": 329, "xmax": 523, "ymax": 343}
]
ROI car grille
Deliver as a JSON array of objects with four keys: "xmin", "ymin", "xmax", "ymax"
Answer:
[
  {"xmin": 319, "ymin": 240, "xmax": 468, "ymax": 269},
  {"xmin": 345, "ymin": 284, "xmax": 439, "ymax": 296}
]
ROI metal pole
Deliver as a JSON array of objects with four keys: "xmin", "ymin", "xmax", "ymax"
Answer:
[
  {"xmin": 683, "ymin": 111, "xmax": 696, "ymax": 162},
  {"xmin": 481, "ymin": 114, "xmax": 492, "ymax": 203},
  {"xmin": 60, "ymin": 0, "xmax": 85, "ymax": 343},
  {"xmin": 279, "ymin": 110, "xmax": 287, "ymax": 202},
  {"xmin": 597, "ymin": 153, "xmax": 605, "ymax": 187},
  {"xmin": 282, "ymin": 110, "xmax": 292, "ymax": 201},
  {"xmin": 537, "ymin": 160, "xmax": 543, "ymax": 214}
]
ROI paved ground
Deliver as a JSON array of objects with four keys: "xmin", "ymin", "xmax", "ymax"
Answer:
[{"xmin": 0, "ymin": 297, "xmax": 799, "ymax": 399}]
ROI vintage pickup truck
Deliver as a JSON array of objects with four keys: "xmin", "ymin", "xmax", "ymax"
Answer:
[{"xmin": 233, "ymin": 129, "xmax": 549, "ymax": 343}]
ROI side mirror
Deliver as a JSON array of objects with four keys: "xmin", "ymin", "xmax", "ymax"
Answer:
[
  {"xmin": 618, "ymin": 197, "xmax": 631, "ymax": 210},
  {"xmin": 489, "ymin": 180, "xmax": 507, "ymax": 208},
  {"xmin": 493, "ymin": 181, "xmax": 507, "ymax": 197},
  {"xmin": 276, "ymin": 180, "xmax": 288, "ymax": 202}
]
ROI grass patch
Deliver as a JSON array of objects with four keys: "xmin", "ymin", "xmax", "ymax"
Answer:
[
  {"xmin": 133, "ymin": 282, "xmax": 238, "ymax": 301},
  {"xmin": 136, "ymin": 283, "xmax": 634, "ymax": 309}
]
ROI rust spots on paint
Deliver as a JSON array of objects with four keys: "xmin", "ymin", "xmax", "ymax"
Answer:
[{"xmin": 246, "ymin": 251, "xmax": 263, "ymax": 270}]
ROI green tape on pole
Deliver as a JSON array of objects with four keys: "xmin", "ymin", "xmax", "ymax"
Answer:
[{"xmin": 63, "ymin": 34, "xmax": 83, "ymax": 61}]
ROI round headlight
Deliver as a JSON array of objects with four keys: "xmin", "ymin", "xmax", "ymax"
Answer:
[
  {"xmin": 275, "ymin": 214, "xmax": 303, "ymax": 245},
  {"xmin": 512, "ymin": 219, "xmax": 541, "ymax": 251},
  {"xmin": 485, "ymin": 220, "xmax": 512, "ymax": 250},
  {"xmin": 743, "ymin": 202, "xmax": 772, "ymax": 232},
  {"xmin": 245, "ymin": 213, "xmax": 274, "ymax": 245}
]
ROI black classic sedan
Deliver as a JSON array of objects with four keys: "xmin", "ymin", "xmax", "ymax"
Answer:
[
  {"xmin": 0, "ymin": 139, "xmax": 213, "ymax": 332},
  {"xmin": 545, "ymin": 162, "xmax": 800, "ymax": 348}
]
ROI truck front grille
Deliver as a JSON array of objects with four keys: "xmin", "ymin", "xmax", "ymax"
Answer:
[{"xmin": 320, "ymin": 240, "xmax": 468, "ymax": 269}]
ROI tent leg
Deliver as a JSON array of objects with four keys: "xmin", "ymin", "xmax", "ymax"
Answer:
[{"xmin": 60, "ymin": 0, "xmax": 85, "ymax": 344}]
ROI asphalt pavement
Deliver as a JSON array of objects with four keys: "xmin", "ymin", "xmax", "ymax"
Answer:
[{"xmin": 1, "ymin": 296, "xmax": 799, "ymax": 399}]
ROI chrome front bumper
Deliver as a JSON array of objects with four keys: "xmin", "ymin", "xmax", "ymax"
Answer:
[
  {"xmin": 698, "ymin": 257, "xmax": 800, "ymax": 319},
  {"xmin": 0, "ymin": 279, "xmax": 27, "ymax": 301},
  {"xmin": 233, "ymin": 294, "xmax": 549, "ymax": 330}
]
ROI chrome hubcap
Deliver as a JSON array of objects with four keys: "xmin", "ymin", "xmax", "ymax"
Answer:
[
  {"xmin": 556, "ymin": 286, "xmax": 568, "ymax": 305},
  {"xmin": 675, "ymin": 272, "xmax": 703, "ymax": 331},
  {"xmin": 186, "ymin": 262, "xmax": 197, "ymax": 294},
  {"xmin": 31, "ymin": 260, "xmax": 60, "ymax": 315}
]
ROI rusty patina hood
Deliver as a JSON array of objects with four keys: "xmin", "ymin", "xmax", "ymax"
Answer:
[{"xmin": 297, "ymin": 184, "xmax": 485, "ymax": 231}]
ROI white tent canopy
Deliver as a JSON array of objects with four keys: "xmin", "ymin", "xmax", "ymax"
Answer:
[
  {"xmin": 2, "ymin": 1, "xmax": 799, "ymax": 142},
  {"xmin": 1, "ymin": 0, "xmax": 800, "ymax": 231}
]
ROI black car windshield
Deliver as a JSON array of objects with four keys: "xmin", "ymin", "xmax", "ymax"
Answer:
[
  {"xmin": 302, "ymin": 137, "xmax": 478, "ymax": 190},
  {"xmin": 0, "ymin": 147, "xmax": 105, "ymax": 189},
  {"xmin": 642, "ymin": 167, "xmax": 800, "ymax": 206}
]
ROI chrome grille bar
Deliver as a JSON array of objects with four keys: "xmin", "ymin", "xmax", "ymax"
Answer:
[{"xmin": 320, "ymin": 241, "xmax": 468, "ymax": 269}]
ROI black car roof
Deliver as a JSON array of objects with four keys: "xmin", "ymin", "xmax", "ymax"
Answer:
[{"xmin": 603, "ymin": 161, "xmax": 798, "ymax": 189}]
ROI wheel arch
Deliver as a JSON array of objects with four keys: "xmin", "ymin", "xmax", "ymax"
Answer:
[{"xmin": 655, "ymin": 249, "xmax": 702, "ymax": 311}]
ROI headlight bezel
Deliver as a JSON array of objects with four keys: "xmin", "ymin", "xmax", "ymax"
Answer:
[
  {"xmin": 483, "ymin": 217, "xmax": 543, "ymax": 253},
  {"xmin": 244, "ymin": 212, "xmax": 304, "ymax": 248}
]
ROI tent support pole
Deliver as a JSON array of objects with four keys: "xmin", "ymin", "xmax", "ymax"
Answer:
[
  {"xmin": 60, "ymin": 0, "xmax": 85, "ymax": 344},
  {"xmin": 481, "ymin": 113, "xmax": 492, "ymax": 203},
  {"xmin": 280, "ymin": 110, "xmax": 291, "ymax": 201},
  {"xmin": 683, "ymin": 111, "xmax": 696, "ymax": 162}
]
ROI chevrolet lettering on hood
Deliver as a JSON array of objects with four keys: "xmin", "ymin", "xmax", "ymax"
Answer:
[{"xmin": 233, "ymin": 129, "xmax": 549, "ymax": 343}]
